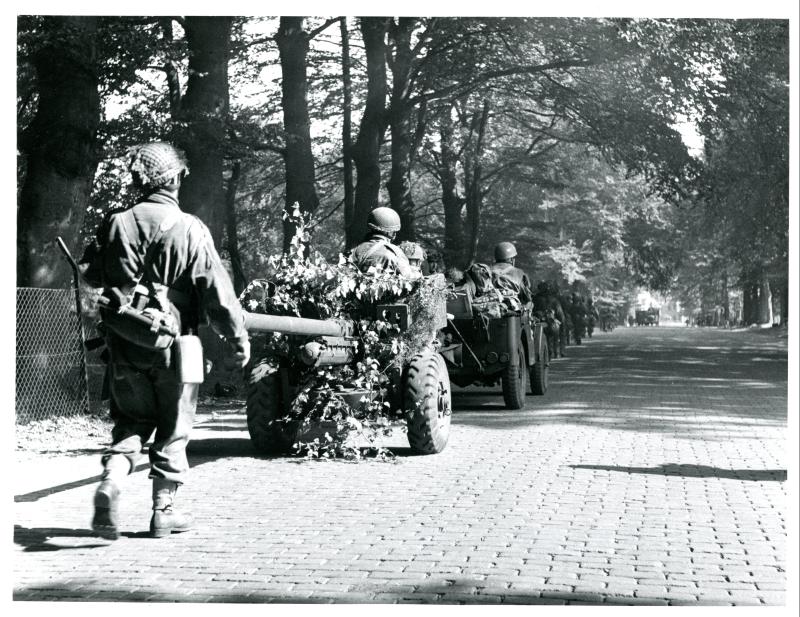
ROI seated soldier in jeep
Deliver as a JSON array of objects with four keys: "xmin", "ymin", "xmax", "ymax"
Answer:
[
  {"xmin": 351, "ymin": 207, "xmax": 413, "ymax": 277},
  {"xmin": 490, "ymin": 241, "xmax": 532, "ymax": 306}
]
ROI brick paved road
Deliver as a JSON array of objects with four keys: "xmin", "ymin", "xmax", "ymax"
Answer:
[{"xmin": 13, "ymin": 326, "xmax": 789, "ymax": 605}]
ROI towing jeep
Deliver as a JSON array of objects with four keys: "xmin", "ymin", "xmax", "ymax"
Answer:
[{"xmin": 438, "ymin": 284, "xmax": 549, "ymax": 409}]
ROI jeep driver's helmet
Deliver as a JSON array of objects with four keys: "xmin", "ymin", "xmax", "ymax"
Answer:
[
  {"xmin": 128, "ymin": 142, "xmax": 189, "ymax": 190},
  {"xmin": 494, "ymin": 241, "xmax": 517, "ymax": 262},
  {"xmin": 367, "ymin": 207, "xmax": 401, "ymax": 234}
]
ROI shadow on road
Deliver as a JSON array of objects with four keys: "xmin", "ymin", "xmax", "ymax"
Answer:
[
  {"xmin": 13, "ymin": 525, "xmax": 111, "ymax": 552},
  {"xmin": 14, "ymin": 462, "xmax": 150, "ymax": 503},
  {"xmin": 11, "ymin": 578, "xmax": 690, "ymax": 605},
  {"xmin": 571, "ymin": 463, "xmax": 786, "ymax": 481}
]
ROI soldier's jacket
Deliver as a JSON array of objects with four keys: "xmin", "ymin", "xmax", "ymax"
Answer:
[
  {"xmin": 80, "ymin": 189, "xmax": 247, "ymax": 344},
  {"xmin": 533, "ymin": 291, "xmax": 566, "ymax": 322},
  {"xmin": 571, "ymin": 302, "xmax": 588, "ymax": 321},
  {"xmin": 532, "ymin": 291, "xmax": 549, "ymax": 313},
  {"xmin": 350, "ymin": 233, "xmax": 413, "ymax": 277},
  {"xmin": 490, "ymin": 262, "xmax": 532, "ymax": 304}
]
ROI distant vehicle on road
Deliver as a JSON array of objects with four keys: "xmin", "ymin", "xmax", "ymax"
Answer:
[{"xmin": 635, "ymin": 308, "xmax": 660, "ymax": 326}]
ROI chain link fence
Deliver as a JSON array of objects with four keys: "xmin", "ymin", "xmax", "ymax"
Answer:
[{"xmin": 16, "ymin": 287, "xmax": 89, "ymax": 423}]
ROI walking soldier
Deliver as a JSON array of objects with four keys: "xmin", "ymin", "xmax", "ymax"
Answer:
[{"xmin": 80, "ymin": 142, "xmax": 250, "ymax": 539}]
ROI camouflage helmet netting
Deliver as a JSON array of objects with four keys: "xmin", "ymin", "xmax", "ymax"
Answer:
[
  {"xmin": 128, "ymin": 142, "xmax": 189, "ymax": 188},
  {"xmin": 400, "ymin": 241, "xmax": 425, "ymax": 261}
]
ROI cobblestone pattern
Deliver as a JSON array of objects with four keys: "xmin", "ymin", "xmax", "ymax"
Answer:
[{"xmin": 14, "ymin": 327, "xmax": 788, "ymax": 605}]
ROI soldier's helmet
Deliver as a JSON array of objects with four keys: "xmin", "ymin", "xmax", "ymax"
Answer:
[
  {"xmin": 400, "ymin": 241, "xmax": 425, "ymax": 265},
  {"xmin": 494, "ymin": 241, "xmax": 517, "ymax": 262},
  {"xmin": 128, "ymin": 142, "xmax": 189, "ymax": 189},
  {"xmin": 367, "ymin": 207, "xmax": 401, "ymax": 234}
]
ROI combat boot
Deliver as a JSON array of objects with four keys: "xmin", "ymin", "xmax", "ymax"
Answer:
[
  {"xmin": 150, "ymin": 477, "xmax": 193, "ymax": 538},
  {"xmin": 92, "ymin": 454, "xmax": 129, "ymax": 540}
]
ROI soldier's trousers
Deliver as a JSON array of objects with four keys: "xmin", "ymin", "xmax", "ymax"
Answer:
[{"xmin": 103, "ymin": 335, "xmax": 198, "ymax": 484}]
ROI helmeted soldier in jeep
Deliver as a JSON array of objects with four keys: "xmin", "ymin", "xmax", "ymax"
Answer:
[
  {"xmin": 351, "ymin": 207, "xmax": 413, "ymax": 277},
  {"xmin": 490, "ymin": 241, "xmax": 532, "ymax": 305}
]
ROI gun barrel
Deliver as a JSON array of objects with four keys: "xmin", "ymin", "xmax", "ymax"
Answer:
[{"xmin": 243, "ymin": 311, "xmax": 347, "ymax": 337}]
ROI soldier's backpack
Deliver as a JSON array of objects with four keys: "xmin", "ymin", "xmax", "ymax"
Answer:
[{"xmin": 465, "ymin": 263, "xmax": 494, "ymax": 297}]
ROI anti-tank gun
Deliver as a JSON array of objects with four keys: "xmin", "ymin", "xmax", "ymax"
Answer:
[{"xmin": 242, "ymin": 280, "xmax": 452, "ymax": 455}]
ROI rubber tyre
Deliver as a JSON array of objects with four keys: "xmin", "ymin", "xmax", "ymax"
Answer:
[
  {"xmin": 405, "ymin": 351, "xmax": 451, "ymax": 454},
  {"xmin": 501, "ymin": 342, "xmax": 527, "ymax": 410},
  {"xmin": 246, "ymin": 361, "xmax": 296, "ymax": 454},
  {"xmin": 531, "ymin": 336, "xmax": 549, "ymax": 395}
]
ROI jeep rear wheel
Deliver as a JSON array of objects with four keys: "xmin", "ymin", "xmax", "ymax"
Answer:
[
  {"xmin": 246, "ymin": 361, "xmax": 297, "ymax": 455},
  {"xmin": 501, "ymin": 342, "xmax": 527, "ymax": 410},
  {"xmin": 405, "ymin": 351, "xmax": 451, "ymax": 454},
  {"xmin": 531, "ymin": 336, "xmax": 549, "ymax": 395}
]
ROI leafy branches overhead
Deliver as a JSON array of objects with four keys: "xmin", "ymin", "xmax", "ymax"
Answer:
[{"xmin": 16, "ymin": 15, "xmax": 788, "ymax": 326}]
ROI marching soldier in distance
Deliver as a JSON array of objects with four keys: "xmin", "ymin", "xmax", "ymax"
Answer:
[{"xmin": 533, "ymin": 281, "xmax": 567, "ymax": 358}]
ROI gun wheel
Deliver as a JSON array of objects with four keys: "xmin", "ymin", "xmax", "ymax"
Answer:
[
  {"xmin": 531, "ymin": 336, "xmax": 549, "ymax": 395},
  {"xmin": 246, "ymin": 360, "xmax": 296, "ymax": 455},
  {"xmin": 404, "ymin": 351, "xmax": 451, "ymax": 454}
]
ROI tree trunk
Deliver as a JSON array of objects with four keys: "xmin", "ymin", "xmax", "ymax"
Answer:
[
  {"xmin": 276, "ymin": 17, "xmax": 320, "ymax": 252},
  {"xmin": 17, "ymin": 16, "xmax": 100, "ymax": 288},
  {"xmin": 721, "ymin": 269, "xmax": 730, "ymax": 322},
  {"xmin": 757, "ymin": 270, "xmax": 773, "ymax": 325},
  {"xmin": 387, "ymin": 18, "xmax": 417, "ymax": 242},
  {"xmin": 438, "ymin": 107, "xmax": 465, "ymax": 269},
  {"xmin": 340, "ymin": 17, "xmax": 355, "ymax": 247},
  {"xmin": 463, "ymin": 99, "xmax": 491, "ymax": 266},
  {"xmin": 349, "ymin": 17, "xmax": 389, "ymax": 248},
  {"xmin": 175, "ymin": 17, "xmax": 232, "ymax": 247},
  {"xmin": 160, "ymin": 18, "xmax": 182, "ymax": 116},
  {"xmin": 224, "ymin": 161, "xmax": 247, "ymax": 295},
  {"xmin": 742, "ymin": 284, "xmax": 754, "ymax": 325},
  {"xmin": 780, "ymin": 278, "xmax": 788, "ymax": 326}
]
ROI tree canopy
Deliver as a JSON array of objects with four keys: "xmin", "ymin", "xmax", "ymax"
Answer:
[{"xmin": 16, "ymin": 15, "xmax": 790, "ymax": 325}]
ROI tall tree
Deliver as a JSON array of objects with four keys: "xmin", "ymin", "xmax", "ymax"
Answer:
[
  {"xmin": 275, "ymin": 17, "xmax": 322, "ymax": 251},
  {"xmin": 349, "ymin": 17, "xmax": 389, "ymax": 247},
  {"xmin": 17, "ymin": 16, "xmax": 100, "ymax": 287},
  {"xmin": 386, "ymin": 17, "xmax": 420, "ymax": 241},
  {"xmin": 431, "ymin": 103, "xmax": 465, "ymax": 267},
  {"xmin": 462, "ymin": 98, "xmax": 490, "ymax": 266},
  {"xmin": 175, "ymin": 16, "xmax": 232, "ymax": 246},
  {"xmin": 340, "ymin": 17, "xmax": 355, "ymax": 247}
]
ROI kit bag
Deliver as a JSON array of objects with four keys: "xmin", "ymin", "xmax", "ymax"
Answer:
[{"xmin": 466, "ymin": 263, "xmax": 494, "ymax": 296}]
